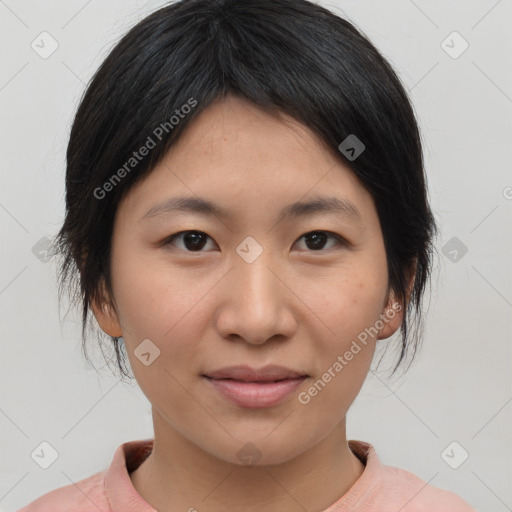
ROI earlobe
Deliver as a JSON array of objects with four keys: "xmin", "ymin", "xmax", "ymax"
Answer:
[
  {"xmin": 377, "ymin": 260, "xmax": 416, "ymax": 340},
  {"xmin": 90, "ymin": 288, "xmax": 123, "ymax": 338},
  {"xmin": 376, "ymin": 297, "xmax": 404, "ymax": 340}
]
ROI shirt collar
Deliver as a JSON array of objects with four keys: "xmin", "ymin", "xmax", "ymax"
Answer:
[
  {"xmin": 105, "ymin": 438, "xmax": 156, "ymax": 511},
  {"xmin": 103, "ymin": 438, "xmax": 379, "ymax": 511}
]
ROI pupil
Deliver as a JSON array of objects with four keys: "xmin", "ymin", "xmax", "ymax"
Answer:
[
  {"xmin": 307, "ymin": 232, "xmax": 326, "ymax": 250},
  {"xmin": 185, "ymin": 232, "xmax": 206, "ymax": 251}
]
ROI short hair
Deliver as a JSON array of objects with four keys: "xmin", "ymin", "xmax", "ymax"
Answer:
[{"xmin": 55, "ymin": 0, "xmax": 438, "ymax": 380}]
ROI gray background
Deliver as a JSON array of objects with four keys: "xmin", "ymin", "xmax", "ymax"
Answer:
[{"xmin": 1, "ymin": 1, "xmax": 511, "ymax": 511}]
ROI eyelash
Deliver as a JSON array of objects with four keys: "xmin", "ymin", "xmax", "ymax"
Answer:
[{"xmin": 162, "ymin": 230, "xmax": 348, "ymax": 253}]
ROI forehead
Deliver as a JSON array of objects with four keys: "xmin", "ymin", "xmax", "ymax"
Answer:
[
  {"xmin": 165, "ymin": 95, "xmax": 340, "ymax": 171},
  {"xmin": 116, "ymin": 95, "xmax": 378, "ymax": 228}
]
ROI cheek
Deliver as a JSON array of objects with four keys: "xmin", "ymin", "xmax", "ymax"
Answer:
[
  {"xmin": 112, "ymin": 261, "xmax": 207, "ymax": 407},
  {"xmin": 300, "ymin": 258, "xmax": 387, "ymax": 398},
  {"xmin": 297, "ymin": 276, "xmax": 381, "ymax": 422},
  {"xmin": 111, "ymin": 233, "xmax": 172, "ymax": 321},
  {"xmin": 109, "ymin": 243, "xmax": 209, "ymax": 363},
  {"xmin": 313, "ymin": 270, "xmax": 387, "ymax": 348}
]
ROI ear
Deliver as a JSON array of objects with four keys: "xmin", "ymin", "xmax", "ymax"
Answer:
[
  {"xmin": 90, "ymin": 280, "xmax": 123, "ymax": 338},
  {"xmin": 377, "ymin": 259, "xmax": 417, "ymax": 340}
]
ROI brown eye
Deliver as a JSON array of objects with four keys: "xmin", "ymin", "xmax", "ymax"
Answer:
[
  {"xmin": 164, "ymin": 231, "xmax": 217, "ymax": 252},
  {"xmin": 294, "ymin": 231, "xmax": 346, "ymax": 251},
  {"xmin": 162, "ymin": 230, "xmax": 347, "ymax": 254}
]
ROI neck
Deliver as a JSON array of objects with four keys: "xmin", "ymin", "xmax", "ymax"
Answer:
[{"xmin": 130, "ymin": 411, "xmax": 365, "ymax": 512}]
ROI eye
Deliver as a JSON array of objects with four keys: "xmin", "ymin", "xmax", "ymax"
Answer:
[
  {"xmin": 162, "ymin": 230, "xmax": 348, "ymax": 253},
  {"xmin": 163, "ymin": 230, "xmax": 217, "ymax": 252},
  {"xmin": 294, "ymin": 231, "xmax": 348, "ymax": 252},
  {"xmin": 164, "ymin": 231, "xmax": 348, "ymax": 252}
]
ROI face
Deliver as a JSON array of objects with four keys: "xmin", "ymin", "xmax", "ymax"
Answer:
[{"xmin": 93, "ymin": 95, "xmax": 404, "ymax": 466}]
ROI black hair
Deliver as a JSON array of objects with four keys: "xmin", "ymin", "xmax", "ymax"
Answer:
[{"xmin": 55, "ymin": 0, "xmax": 438, "ymax": 380}]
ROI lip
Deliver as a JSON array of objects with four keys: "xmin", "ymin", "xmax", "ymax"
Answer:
[{"xmin": 203, "ymin": 365, "xmax": 308, "ymax": 409}]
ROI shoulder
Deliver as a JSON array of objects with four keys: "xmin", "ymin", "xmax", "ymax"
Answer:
[
  {"xmin": 376, "ymin": 463, "xmax": 476, "ymax": 512},
  {"xmin": 16, "ymin": 470, "xmax": 109, "ymax": 512}
]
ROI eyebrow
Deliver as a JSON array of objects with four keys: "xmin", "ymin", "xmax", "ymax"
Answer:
[{"xmin": 140, "ymin": 195, "xmax": 362, "ymax": 223}]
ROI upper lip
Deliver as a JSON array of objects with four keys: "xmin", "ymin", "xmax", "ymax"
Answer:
[{"xmin": 204, "ymin": 365, "xmax": 308, "ymax": 382}]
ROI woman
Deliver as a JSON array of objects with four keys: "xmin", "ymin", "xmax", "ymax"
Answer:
[{"xmin": 19, "ymin": 0, "xmax": 476, "ymax": 510}]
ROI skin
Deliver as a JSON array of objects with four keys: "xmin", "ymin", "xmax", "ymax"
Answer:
[{"xmin": 92, "ymin": 95, "xmax": 413, "ymax": 512}]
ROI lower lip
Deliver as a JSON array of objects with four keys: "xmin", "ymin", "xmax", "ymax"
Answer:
[{"xmin": 204, "ymin": 376, "xmax": 307, "ymax": 408}]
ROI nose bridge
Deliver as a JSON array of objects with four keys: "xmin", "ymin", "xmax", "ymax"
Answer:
[
  {"xmin": 216, "ymin": 241, "xmax": 295, "ymax": 344},
  {"xmin": 234, "ymin": 245, "xmax": 282, "ymax": 316}
]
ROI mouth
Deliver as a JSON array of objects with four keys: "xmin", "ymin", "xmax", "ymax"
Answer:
[
  {"xmin": 202, "ymin": 365, "xmax": 309, "ymax": 408},
  {"xmin": 203, "ymin": 364, "xmax": 308, "ymax": 381}
]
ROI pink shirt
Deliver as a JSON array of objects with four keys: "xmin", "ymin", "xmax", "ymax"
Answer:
[{"xmin": 17, "ymin": 439, "xmax": 476, "ymax": 511}]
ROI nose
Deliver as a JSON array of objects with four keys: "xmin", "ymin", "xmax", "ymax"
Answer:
[{"xmin": 214, "ymin": 252, "xmax": 297, "ymax": 345}]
